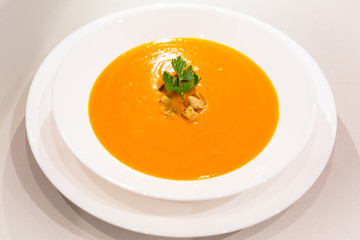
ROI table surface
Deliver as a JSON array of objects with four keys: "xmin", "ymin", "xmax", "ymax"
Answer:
[{"xmin": 1, "ymin": 0, "xmax": 360, "ymax": 239}]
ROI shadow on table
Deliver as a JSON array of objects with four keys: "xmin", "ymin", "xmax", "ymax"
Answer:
[{"xmin": 4, "ymin": 113, "xmax": 358, "ymax": 239}]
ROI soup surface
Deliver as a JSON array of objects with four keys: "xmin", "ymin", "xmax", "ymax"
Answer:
[{"xmin": 88, "ymin": 38, "xmax": 279, "ymax": 180}]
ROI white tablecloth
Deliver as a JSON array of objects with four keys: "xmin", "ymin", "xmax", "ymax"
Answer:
[{"xmin": 1, "ymin": 0, "xmax": 359, "ymax": 239}]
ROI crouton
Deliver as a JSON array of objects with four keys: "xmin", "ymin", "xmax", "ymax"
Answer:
[
  {"xmin": 188, "ymin": 96, "xmax": 206, "ymax": 110},
  {"xmin": 193, "ymin": 91, "xmax": 203, "ymax": 100},
  {"xmin": 160, "ymin": 94, "xmax": 177, "ymax": 117},
  {"xmin": 160, "ymin": 94, "xmax": 172, "ymax": 106},
  {"xmin": 164, "ymin": 109, "xmax": 177, "ymax": 117},
  {"xmin": 159, "ymin": 87, "xmax": 206, "ymax": 121},
  {"xmin": 182, "ymin": 106, "xmax": 199, "ymax": 122}
]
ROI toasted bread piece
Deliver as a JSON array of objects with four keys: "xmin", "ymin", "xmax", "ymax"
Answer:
[
  {"xmin": 160, "ymin": 94, "xmax": 172, "ymax": 106},
  {"xmin": 188, "ymin": 96, "xmax": 206, "ymax": 110},
  {"xmin": 164, "ymin": 109, "xmax": 177, "ymax": 117},
  {"xmin": 182, "ymin": 106, "xmax": 199, "ymax": 122}
]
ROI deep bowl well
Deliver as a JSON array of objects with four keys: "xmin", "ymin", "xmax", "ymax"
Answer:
[{"xmin": 52, "ymin": 4, "xmax": 317, "ymax": 201}]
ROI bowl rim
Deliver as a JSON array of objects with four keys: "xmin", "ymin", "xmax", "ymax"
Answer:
[{"xmin": 52, "ymin": 3, "xmax": 318, "ymax": 201}]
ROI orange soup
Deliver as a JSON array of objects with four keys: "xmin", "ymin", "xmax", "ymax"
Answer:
[{"xmin": 88, "ymin": 38, "xmax": 279, "ymax": 180}]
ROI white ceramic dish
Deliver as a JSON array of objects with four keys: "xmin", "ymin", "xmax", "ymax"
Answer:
[
  {"xmin": 26, "ymin": 4, "xmax": 336, "ymax": 238},
  {"xmin": 52, "ymin": 4, "xmax": 317, "ymax": 201}
]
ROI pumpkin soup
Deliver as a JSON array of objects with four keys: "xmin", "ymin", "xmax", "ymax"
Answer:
[{"xmin": 88, "ymin": 38, "xmax": 279, "ymax": 180}]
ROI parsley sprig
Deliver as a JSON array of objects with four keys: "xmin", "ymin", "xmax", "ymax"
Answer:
[{"xmin": 162, "ymin": 56, "xmax": 201, "ymax": 99}]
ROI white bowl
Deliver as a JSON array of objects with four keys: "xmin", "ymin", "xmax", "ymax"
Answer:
[{"xmin": 52, "ymin": 3, "xmax": 317, "ymax": 201}]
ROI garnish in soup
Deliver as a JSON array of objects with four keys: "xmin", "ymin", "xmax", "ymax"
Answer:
[
  {"xmin": 160, "ymin": 56, "xmax": 206, "ymax": 122},
  {"xmin": 88, "ymin": 38, "xmax": 279, "ymax": 180},
  {"xmin": 162, "ymin": 56, "xmax": 201, "ymax": 100}
]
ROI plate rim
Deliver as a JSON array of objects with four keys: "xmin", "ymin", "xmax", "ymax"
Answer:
[{"xmin": 25, "ymin": 3, "xmax": 337, "ymax": 238}]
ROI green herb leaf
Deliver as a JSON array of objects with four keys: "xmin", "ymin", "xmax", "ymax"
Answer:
[
  {"xmin": 174, "ymin": 85, "xmax": 182, "ymax": 97},
  {"xmin": 171, "ymin": 56, "xmax": 186, "ymax": 77},
  {"xmin": 180, "ymin": 65, "xmax": 194, "ymax": 81},
  {"xmin": 162, "ymin": 71, "xmax": 175, "ymax": 92},
  {"xmin": 182, "ymin": 81, "xmax": 191, "ymax": 95},
  {"xmin": 162, "ymin": 56, "xmax": 202, "ymax": 99},
  {"xmin": 193, "ymin": 72, "xmax": 201, "ymax": 86}
]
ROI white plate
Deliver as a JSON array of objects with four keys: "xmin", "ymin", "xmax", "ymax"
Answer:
[
  {"xmin": 52, "ymin": 4, "xmax": 317, "ymax": 201},
  {"xmin": 25, "ymin": 4, "xmax": 336, "ymax": 238}
]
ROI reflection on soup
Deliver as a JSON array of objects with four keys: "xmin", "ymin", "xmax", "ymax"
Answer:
[{"xmin": 88, "ymin": 38, "xmax": 279, "ymax": 180}]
